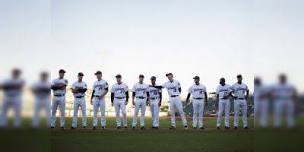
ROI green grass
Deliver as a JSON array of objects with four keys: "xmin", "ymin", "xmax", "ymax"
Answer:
[{"xmin": 1, "ymin": 117, "xmax": 303, "ymax": 152}]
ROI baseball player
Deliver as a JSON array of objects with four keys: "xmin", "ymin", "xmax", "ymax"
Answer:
[
  {"xmin": 90, "ymin": 71, "xmax": 109, "ymax": 129},
  {"xmin": 31, "ymin": 72, "xmax": 51, "ymax": 128},
  {"xmin": 111, "ymin": 74, "xmax": 129, "ymax": 129},
  {"xmin": 147, "ymin": 76, "xmax": 162, "ymax": 129},
  {"xmin": 162, "ymin": 73, "xmax": 188, "ymax": 129},
  {"xmin": 132, "ymin": 74, "xmax": 149, "ymax": 130},
  {"xmin": 272, "ymin": 74, "xmax": 297, "ymax": 128},
  {"xmin": 216, "ymin": 78, "xmax": 232, "ymax": 129},
  {"xmin": 0, "ymin": 68, "xmax": 25, "ymax": 128},
  {"xmin": 50, "ymin": 69, "xmax": 68, "ymax": 129},
  {"xmin": 254, "ymin": 77, "xmax": 270, "ymax": 128},
  {"xmin": 231, "ymin": 74, "xmax": 249, "ymax": 129},
  {"xmin": 71, "ymin": 72, "xmax": 87, "ymax": 129},
  {"xmin": 186, "ymin": 76, "xmax": 207, "ymax": 129}
]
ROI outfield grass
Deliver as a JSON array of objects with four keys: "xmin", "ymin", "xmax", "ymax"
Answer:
[{"xmin": 1, "ymin": 117, "xmax": 303, "ymax": 152}]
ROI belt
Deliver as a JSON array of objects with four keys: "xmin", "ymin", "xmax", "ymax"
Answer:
[
  {"xmin": 193, "ymin": 97, "xmax": 203, "ymax": 100},
  {"xmin": 75, "ymin": 96, "xmax": 84, "ymax": 98},
  {"xmin": 54, "ymin": 94, "xmax": 64, "ymax": 97},
  {"xmin": 115, "ymin": 97, "xmax": 125, "ymax": 99},
  {"xmin": 237, "ymin": 98, "xmax": 245, "ymax": 100},
  {"xmin": 136, "ymin": 96, "xmax": 145, "ymax": 99},
  {"xmin": 94, "ymin": 95, "xmax": 101, "ymax": 98},
  {"xmin": 170, "ymin": 95, "xmax": 179, "ymax": 97},
  {"xmin": 150, "ymin": 97, "xmax": 159, "ymax": 100}
]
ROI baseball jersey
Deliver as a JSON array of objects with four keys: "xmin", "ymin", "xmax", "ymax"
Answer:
[
  {"xmin": 92, "ymin": 79, "xmax": 109, "ymax": 98},
  {"xmin": 147, "ymin": 85, "xmax": 162, "ymax": 99},
  {"xmin": 188, "ymin": 84, "xmax": 207, "ymax": 99},
  {"xmin": 272, "ymin": 83, "xmax": 295, "ymax": 100},
  {"xmin": 1, "ymin": 79, "xmax": 25, "ymax": 97},
  {"xmin": 111, "ymin": 83, "xmax": 129, "ymax": 98},
  {"xmin": 51, "ymin": 78, "xmax": 68, "ymax": 96},
  {"xmin": 231, "ymin": 83, "xmax": 249, "ymax": 99},
  {"xmin": 72, "ymin": 81, "xmax": 87, "ymax": 97},
  {"xmin": 216, "ymin": 84, "xmax": 231, "ymax": 99},
  {"xmin": 162, "ymin": 80, "xmax": 181, "ymax": 96},
  {"xmin": 132, "ymin": 83, "xmax": 149, "ymax": 98},
  {"xmin": 32, "ymin": 81, "xmax": 51, "ymax": 99}
]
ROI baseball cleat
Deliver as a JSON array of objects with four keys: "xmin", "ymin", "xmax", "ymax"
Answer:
[
  {"xmin": 244, "ymin": 127, "xmax": 248, "ymax": 129},
  {"xmin": 184, "ymin": 126, "xmax": 188, "ymax": 129},
  {"xmin": 117, "ymin": 126, "xmax": 121, "ymax": 129},
  {"xmin": 140, "ymin": 126, "xmax": 145, "ymax": 130},
  {"xmin": 234, "ymin": 127, "xmax": 238, "ymax": 130},
  {"xmin": 200, "ymin": 127, "xmax": 204, "ymax": 130},
  {"xmin": 225, "ymin": 126, "xmax": 230, "ymax": 129},
  {"xmin": 92, "ymin": 126, "xmax": 97, "ymax": 130},
  {"xmin": 217, "ymin": 127, "xmax": 220, "ymax": 130},
  {"xmin": 60, "ymin": 127, "xmax": 65, "ymax": 129},
  {"xmin": 124, "ymin": 126, "xmax": 128, "ymax": 129},
  {"xmin": 132, "ymin": 126, "xmax": 136, "ymax": 130},
  {"xmin": 101, "ymin": 126, "xmax": 105, "ymax": 129},
  {"xmin": 71, "ymin": 127, "xmax": 76, "ymax": 130},
  {"xmin": 193, "ymin": 127, "xmax": 197, "ymax": 129},
  {"xmin": 83, "ymin": 126, "xmax": 86, "ymax": 129},
  {"xmin": 50, "ymin": 126, "xmax": 55, "ymax": 129},
  {"xmin": 169, "ymin": 126, "xmax": 176, "ymax": 130}
]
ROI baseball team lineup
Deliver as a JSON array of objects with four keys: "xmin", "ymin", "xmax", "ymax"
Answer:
[{"xmin": 0, "ymin": 68, "xmax": 253, "ymax": 130}]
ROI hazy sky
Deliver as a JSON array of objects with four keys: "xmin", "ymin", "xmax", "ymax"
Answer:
[{"xmin": 0, "ymin": 0, "xmax": 303, "ymax": 93}]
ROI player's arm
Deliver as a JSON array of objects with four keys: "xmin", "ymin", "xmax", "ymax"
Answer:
[
  {"xmin": 146, "ymin": 92, "xmax": 150, "ymax": 105},
  {"xmin": 159, "ymin": 92, "xmax": 162, "ymax": 107},
  {"xmin": 71, "ymin": 87, "xmax": 78, "ymax": 94},
  {"xmin": 245, "ymin": 89, "xmax": 249, "ymax": 100},
  {"xmin": 178, "ymin": 87, "xmax": 181, "ymax": 93},
  {"xmin": 90, "ymin": 90, "xmax": 95, "ymax": 104},
  {"xmin": 111, "ymin": 92, "xmax": 114, "ymax": 106},
  {"xmin": 204, "ymin": 92, "xmax": 208, "ymax": 102},
  {"xmin": 101, "ymin": 88, "xmax": 108, "ymax": 98},
  {"xmin": 186, "ymin": 93, "xmax": 191, "ymax": 103},
  {"xmin": 125, "ymin": 91, "xmax": 129, "ymax": 105},
  {"xmin": 132, "ymin": 92, "xmax": 136, "ymax": 105}
]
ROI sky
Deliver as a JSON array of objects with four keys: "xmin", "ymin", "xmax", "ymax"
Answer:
[{"xmin": 0, "ymin": 0, "xmax": 303, "ymax": 94}]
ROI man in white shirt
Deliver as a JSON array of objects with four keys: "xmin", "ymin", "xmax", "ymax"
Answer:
[
  {"xmin": 50, "ymin": 69, "xmax": 68, "ymax": 129},
  {"xmin": 147, "ymin": 76, "xmax": 162, "ymax": 129},
  {"xmin": 254, "ymin": 77, "xmax": 270, "ymax": 128},
  {"xmin": 216, "ymin": 78, "xmax": 232, "ymax": 130},
  {"xmin": 71, "ymin": 72, "xmax": 88, "ymax": 129},
  {"xmin": 231, "ymin": 74, "xmax": 249, "ymax": 129},
  {"xmin": 186, "ymin": 76, "xmax": 207, "ymax": 129},
  {"xmin": 31, "ymin": 71, "xmax": 51, "ymax": 128},
  {"xmin": 90, "ymin": 71, "xmax": 109, "ymax": 129},
  {"xmin": 132, "ymin": 74, "xmax": 149, "ymax": 129},
  {"xmin": 111, "ymin": 74, "xmax": 129, "ymax": 129},
  {"xmin": 162, "ymin": 73, "xmax": 188, "ymax": 129},
  {"xmin": 0, "ymin": 68, "xmax": 25, "ymax": 128}
]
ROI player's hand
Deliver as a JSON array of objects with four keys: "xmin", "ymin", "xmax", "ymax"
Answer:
[
  {"xmin": 132, "ymin": 100, "xmax": 135, "ymax": 106},
  {"xmin": 125, "ymin": 102, "xmax": 128, "ymax": 105},
  {"xmin": 158, "ymin": 103, "xmax": 161, "ymax": 107},
  {"xmin": 111, "ymin": 103, "xmax": 114, "ymax": 107},
  {"xmin": 90, "ymin": 100, "xmax": 93, "ymax": 105}
]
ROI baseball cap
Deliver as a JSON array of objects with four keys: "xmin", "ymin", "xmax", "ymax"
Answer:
[
  {"xmin": 193, "ymin": 76, "xmax": 200, "ymax": 79},
  {"xmin": 59, "ymin": 69, "xmax": 66, "ymax": 73},
  {"xmin": 95, "ymin": 71, "xmax": 102, "ymax": 75},
  {"xmin": 139, "ymin": 74, "xmax": 144, "ymax": 78},
  {"xmin": 166, "ymin": 73, "xmax": 173, "ymax": 77},
  {"xmin": 150, "ymin": 76, "xmax": 156, "ymax": 80},
  {"xmin": 78, "ymin": 72, "xmax": 84, "ymax": 76},
  {"xmin": 115, "ymin": 74, "xmax": 122, "ymax": 78},
  {"xmin": 237, "ymin": 74, "xmax": 242, "ymax": 78}
]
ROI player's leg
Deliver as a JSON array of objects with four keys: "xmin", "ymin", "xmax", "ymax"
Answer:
[
  {"xmin": 260, "ymin": 101, "xmax": 268, "ymax": 128},
  {"xmin": 0, "ymin": 99, "xmax": 11, "ymax": 127},
  {"xmin": 150, "ymin": 101, "xmax": 156, "ymax": 127},
  {"xmin": 92, "ymin": 98, "xmax": 99, "ymax": 128},
  {"xmin": 169, "ymin": 99, "xmax": 176, "ymax": 128},
  {"xmin": 274, "ymin": 100, "xmax": 283, "ymax": 128},
  {"xmin": 140, "ymin": 100, "xmax": 146, "ymax": 127},
  {"xmin": 50, "ymin": 99, "xmax": 59, "ymax": 128},
  {"xmin": 72, "ymin": 99, "xmax": 79, "ymax": 128},
  {"xmin": 121, "ymin": 100, "xmax": 127, "ymax": 127},
  {"xmin": 59, "ymin": 97, "xmax": 66, "ymax": 128},
  {"xmin": 192, "ymin": 101, "xmax": 198, "ymax": 128},
  {"xmin": 132, "ymin": 100, "xmax": 140, "ymax": 127},
  {"xmin": 234, "ymin": 100, "xmax": 240, "ymax": 128},
  {"xmin": 114, "ymin": 100, "xmax": 121, "ymax": 127},
  {"xmin": 175, "ymin": 98, "xmax": 187, "ymax": 127},
  {"xmin": 241, "ymin": 100, "xmax": 248, "ymax": 128},
  {"xmin": 287, "ymin": 100, "xmax": 295, "ymax": 128},
  {"xmin": 45, "ymin": 98, "xmax": 51, "ymax": 128},
  {"xmin": 199, "ymin": 101, "xmax": 204, "ymax": 128},
  {"xmin": 155, "ymin": 100, "xmax": 160, "ymax": 127},
  {"xmin": 13, "ymin": 98, "xmax": 22, "ymax": 128},
  {"xmin": 224, "ymin": 100, "xmax": 231, "ymax": 128},
  {"xmin": 81, "ymin": 98, "xmax": 87, "ymax": 128},
  {"xmin": 32, "ymin": 99, "xmax": 41, "ymax": 128},
  {"xmin": 216, "ymin": 100, "xmax": 224, "ymax": 128},
  {"xmin": 100, "ymin": 99, "xmax": 106, "ymax": 128}
]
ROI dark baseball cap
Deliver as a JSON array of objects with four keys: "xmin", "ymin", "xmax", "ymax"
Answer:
[
  {"xmin": 78, "ymin": 72, "xmax": 84, "ymax": 76},
  {"xmin": 166, "ymin": 73, "xmax": 173, "ymax": 77},
  {"xmin": 237, "ymin": 74, "xmax": 242, "ymax": 78},
  {"xmin": 59, "ymin": 69, "xmax": 66, "ymax": 73},
  {"xmin": 115, "ymin": 74, "xmax": 122, "ymax": 78},
  {"xmin": 95, "ymin": 71, "xmax": 102, "ymax": 75},
  {"xmin": 150, "ymin": 76, "xmax": 156, "ymax": 80},
  {"xmin": 193, "ymin": 76, "xmax": 200, "ymax": 79},
  {"xmin": 139, "ymin": 74, "xmax": 144, "ymax": 78}
]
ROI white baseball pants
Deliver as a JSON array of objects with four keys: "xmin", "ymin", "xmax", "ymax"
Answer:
[
  {"xmin": 234, "ymin": 99, "xmax": 248, "ymax": 128},
  {"xmin": 132, "ymin": 98, "xmax": 147, "ymax": 127},
  {"xmin": 192, "ymin": 99, "xmax": 205, "ymax": 128},
  {"xmin": 216, "ymin": 99, "xmax": 230, "ymax": 127},
  {"xmin": 114, "ymin": 99, "xmax": 127, "ymax": 127},
  {"xmin": 150, "ymin": 99, "xmax": 160, "ymax": 127},
  {"xmin": 169, "ymin": 96, "xmax": 187, "ymax": 127},
  {"xmin": 32, "ymin": 97, "xmax": 51, "ymax": 128},
  {"xmin": 92, "ymin": 97, "xmax": 106, "ymax": 127},
  {"xmin": 274, "ymin": 99, "xmax": 294, "ymax": 128},
  {"xmin": 72, "ymin": 97, "xmax": 87, "ymax": 128},
  {"xmin": 254, "ymin": 100, "xmax": 269, "ymax": 128},
  {"xmin": 51, "ymin": 96, "xmax": 66, "ymax": 127},
  {"xmin": 0, "ymin": 96, "xmax": 22, "ymax": 128}
]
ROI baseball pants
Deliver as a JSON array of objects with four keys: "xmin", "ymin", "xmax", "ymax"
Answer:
[
  {"xmin": 51, "ymin": 96, "xmax": 66, "ymax": 127},
  {"xmin": 114, "ymin": 99, "xmax": 127, "ymax": 127},
  {"xmin": 169, "ymin": 97, "xmax": 187, "ymax": 127},
  {"xmin": 254, "ymin": 100, "xmax": 269, "ymax": 128},
  {"xmin": 234, "ymin": 99, "xmax": 248, "ymax": 128},
  {"xmin": 72, "ymin": 97, "xmax": 87, "ymax": 128},
  {"xmin": 150, "ymin": 99, "xmax": 160, "ymax": 127},
  {"xmin": 216, "ymin": 99, "xmax": 230, "ymax": 127},
  {"xmin": 274, "ymin": 99, "xmax": 294, "ymax": 128},
  {"xmin": 192, "ymin": 99, "xmax": 205, "ymax": 128},
  {"xmin": 132, "ymin": 98, "xmax": 147, "ymax": 127},
  {"xmin": 0, "ymin": 96, "xmax": 22, "ymax": 128},
  {"xmin": 92, "ymin": 97, "xmax": 106, "ymax": 127},
  {"xmin": 32, "ymin": 97, "xmax": 51, "ymax": 128}
]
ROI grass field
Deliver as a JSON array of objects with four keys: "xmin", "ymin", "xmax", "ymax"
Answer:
[{"xmin": 0, "ymin": 117, "xmax": 303, "ymax": 152}]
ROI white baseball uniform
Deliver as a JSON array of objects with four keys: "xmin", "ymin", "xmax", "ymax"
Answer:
[
  {"xmin": 147, "ymin": 85, "xmax": 162, "ymax": 127},
  {"xmin": 132, "ymin": 82, "xmax": 149, "ymax": 127},
  {"xmin": 216, "ymin": 84, "xmax": 232, "ymax": 127},
  {"xmin": 162, "ymin": 80, "xmax": 187, "ymax": 127},
  {"xmin": 188, "ymin": 84, "xmax": 207, "ymax": 128},
  {"xmin": 272, "ymin": 83, "xmax": 295, "ymax": 128},
  {"xmin": 32, "ymin": 81, "xmax": 51, "ymax": 128},
  {"xmin": 111, "ymin": 83, "xmax": 129, "ymax": 127},
  {"xmin": 254, "ymin": 85, "xmax": 270, "ymax": 128},
  {"xmin": 231, "ymin": 83, "xmax": 249, "ymax": 128},
  {"xmin": 92, "ymin": 79, "xmax": 109, "ymax": 127},
  {"xmin": 50, "ymin": 78, "xmax": 68, "ymax": 128},
  {"xmin": 0, "ymin": 79, "xmax": 24, "ymax": 128},
  {"xmin": 71, "ymin": 81, "xmax": 87, "ymax": 128}
]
